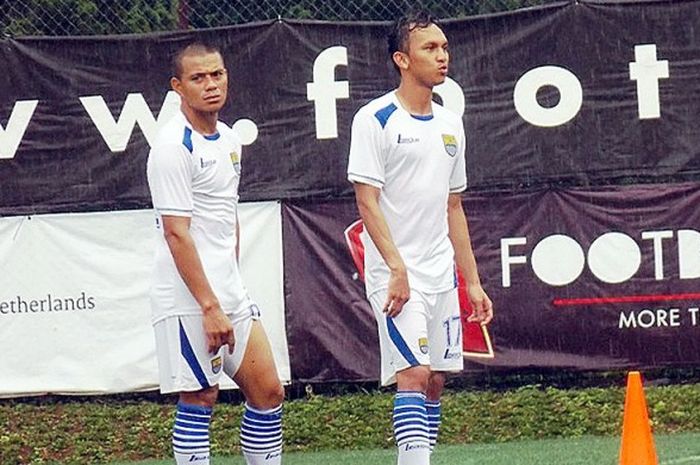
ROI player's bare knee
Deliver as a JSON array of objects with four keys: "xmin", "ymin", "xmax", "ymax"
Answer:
[
  {"xmin": 269, "ymin": 382, "xmax": 285, "ymax": 407},
  {"xmin": 180, "ymin": 386, "xmax": 218, "ymax": 407},
  {"xmin": 247, "ymin": 382, "xmax": 284, "ymax": 410},
  {"xmin": 397, "ymin": 365, "xmax": 431, "ymax": 393},
  {"xmin": 426, "ymin": 372, "xmax": 446, "ymax": 400},
  {"xmin": 260, "ymin": 381, "xmax": 285, "ymax": 408}
]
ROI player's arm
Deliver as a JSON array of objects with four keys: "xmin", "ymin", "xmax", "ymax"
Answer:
[
  {"xmin": 148, "ymin": 140, "xmax": 234, "ymax": 354},
  {"xmin": 447, "ymin": 193, "xmax": 493, "ymax": 324},
  {"xmin": 161, "ymin": 215, "xmax": 235, "ymax": 354},
  {"xmin": 353, "ymin": 182, "xmax": 410, "ymax": 316}
]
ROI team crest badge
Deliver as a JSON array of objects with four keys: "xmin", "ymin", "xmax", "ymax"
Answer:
[
  {"xmin": 230, "ymin": 151, "xmax": 241, "ymax": 175},
  {"xmin": 419, "ymin": 337, "xmax": 429, "ymax": 354},
  {"xmin": 442, "ymin": 134, "xmax": 458, "ymax": 157},
  {"xmin": 211, "ymin": 356, "xmax": 222, "ymax": 374}
]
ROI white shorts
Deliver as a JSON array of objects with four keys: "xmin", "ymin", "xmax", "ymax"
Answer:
[
  {"xmin": 153, "ymin": 303, "xmax": 261, "ymax": 394},
  {"xmin": 369, "ymin": 287, "xmax": 464, "ymax": 386}
]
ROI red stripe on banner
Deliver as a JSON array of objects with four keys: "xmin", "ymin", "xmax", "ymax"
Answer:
[{"xmin": 553, "ymin": 293, "xmax": 700, "ymax": 307}]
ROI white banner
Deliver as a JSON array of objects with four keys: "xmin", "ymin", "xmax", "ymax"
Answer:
[{"xmin": 0, "ymin": 202, "xmax": 289, "ymax": 397}]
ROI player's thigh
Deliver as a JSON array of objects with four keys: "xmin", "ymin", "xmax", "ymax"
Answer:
[
  {"xmin": 427, "ymin": 288, "xmax": 464, "ymax": 371},
  {"xmin": 221, "ymin": 302, "xmax": 265, "ymax": 379},
  {"xmin": 368, "ymin": 290, "xmax": 400, "ymax": 386},
  {"xmin": 231, "ymin": 319, "xmax": 283, "ymax": 409}
]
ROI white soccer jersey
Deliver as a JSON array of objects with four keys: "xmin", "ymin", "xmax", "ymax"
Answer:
[
  {"xmin": 147, "ymin": 111, "xmax": 249, "ymax": 323},
  {"xmin": 347, "ymin": 91, "xmax": 467, "ymax": 296}
]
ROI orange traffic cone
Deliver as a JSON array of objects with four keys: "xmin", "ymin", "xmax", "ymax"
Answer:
[{"xmin": 619, "ymin": 371, "xmax": 658, "ymax": 465}]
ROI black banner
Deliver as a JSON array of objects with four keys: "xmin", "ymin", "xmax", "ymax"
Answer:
[
  {"xmin": 283, "ymin": 183, "xmax": 700, "ymax": 382},
  {"xmin": 2, "ymin": 1, "xmax": 700, "ymax": 215}
]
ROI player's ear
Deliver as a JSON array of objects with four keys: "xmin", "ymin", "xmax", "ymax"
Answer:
[
  {"xmin": 392, "ymin": 50, "xmax": 409, "ymax": 71},
  {"xmin": 170, "ymin": 76, "xmax": 182, "ymax": 95}
]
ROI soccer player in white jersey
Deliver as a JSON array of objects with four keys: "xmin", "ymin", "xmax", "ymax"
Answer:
[
  {"xmin": 146, "ymin": 43, "xmax": 284, "ymax": 465},
  {"xmin": 347, "ymin": 11, "xmax": 493, "ymax": 465}
]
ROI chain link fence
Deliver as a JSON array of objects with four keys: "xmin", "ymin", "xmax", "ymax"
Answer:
[{"xmin": 1, "ymin": 0, "xmax": 558, "ymax": 37}]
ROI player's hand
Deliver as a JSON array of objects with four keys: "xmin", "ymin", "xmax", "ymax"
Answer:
[
  {"xmin": 467, "ymin": 284, "xmax": 493, "ymax": 325},
  {"xmin": 202, "ymin": 306, "xmax": 235, "ymax": 354},
  {"xmin": 384, "ymin": 267, "xmax": 410, "ymax": 317}
]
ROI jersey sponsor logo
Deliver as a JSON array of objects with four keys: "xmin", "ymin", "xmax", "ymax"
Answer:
[
  {"xmin": 441, "ymin": 134, "xmax": 457, "ymax": 157},
  {"xmin": 397, "ymin": 134, "xmax": 420, "ymax": 144},
  {"xmin": 418, "ymin": 337, "xmax": 429, "ymax": 354},
  {"xmin": 230, "ymin": 151, "xmax": 241, "ymax": 175},
  {"xmin": 211, "ymin": 356, "xmax": 222, "ymax": 374},
  {"xmin": 199, "ymin": 157, "xmax": 216, "ymax": 169}
]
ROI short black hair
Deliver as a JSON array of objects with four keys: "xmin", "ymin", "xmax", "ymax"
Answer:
[
  {"xmin": 171, "ymin": 42, "xmax": 222, "ymax": 79},
  {"xmin": 387, "ymin": 10, "xmax": 439, "ymax": 72}
]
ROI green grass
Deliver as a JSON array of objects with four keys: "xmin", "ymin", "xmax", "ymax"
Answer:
[{"xmin": 107, "ymin": 433, "xmax": 700, "ymax": 465}]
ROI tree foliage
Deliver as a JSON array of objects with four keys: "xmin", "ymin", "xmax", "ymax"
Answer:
[
  {"xmin": 1, "ymin": 0, "xmax": 555, "ymax": 37},
  {"xmin": 1, "ymin": 0, "xmax": 176, "ymax": 36}
]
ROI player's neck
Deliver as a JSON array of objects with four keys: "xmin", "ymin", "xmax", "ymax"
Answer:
[
  {"xmin": 395, "ymin": 81, "xmax": 433, "ymax": 116},
  {"xmin": 181, "ymin": 105, "xmax": 219, "ymax": 136}
]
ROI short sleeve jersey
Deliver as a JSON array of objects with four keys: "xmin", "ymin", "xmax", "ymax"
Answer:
[
  {"xmin": 347, "ymin": 91, "xmax": 467, "ymax": 296},
  {"xmin": 146, "ymin": 111, "xmax": 248, "ymax": 323}
]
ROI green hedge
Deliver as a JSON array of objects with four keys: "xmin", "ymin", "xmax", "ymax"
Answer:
[{"xmin": 3, "ymin": 383, "xmax": 700, "ymax": 464}]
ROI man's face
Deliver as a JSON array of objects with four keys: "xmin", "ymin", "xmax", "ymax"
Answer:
[
  {"xmin": 401, "ymin": 23, "xmax": 449, "ymax": 87},
  {"xmin": 172, "ymin": 51, "xmax": 228, "ymax": 113}
]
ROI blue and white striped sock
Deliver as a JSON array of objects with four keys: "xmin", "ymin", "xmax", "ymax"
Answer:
[
  {"xmin": 425, "ymin": 400, "xmax": 442, "ymax": 452},
  {"xmin": 394, "ymin": 391, "xmax": 430, "ymax": 465},
  {"xmin": 172, "ymin": 402, "xmax": 212, "ymax": 465},
  {"xmin": 240, "ymin": 403, "xmax": 283, "ymax": 465}
]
